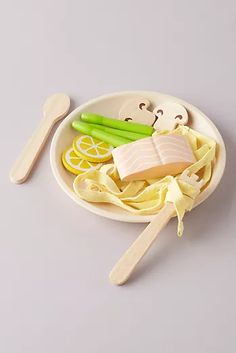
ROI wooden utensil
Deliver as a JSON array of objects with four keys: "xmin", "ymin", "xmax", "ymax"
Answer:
[
  {"xmin": 109, "ymin": 171, "xmax": 204, "ymax": 285},
  {"xmin": 10, "ymin": 93, "xmax": 70, "ymax": 184}
]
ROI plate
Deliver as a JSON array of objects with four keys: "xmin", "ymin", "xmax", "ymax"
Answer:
[{"xmin": 50, "ymin": 91, "xmax": 226, "ymax": 223}]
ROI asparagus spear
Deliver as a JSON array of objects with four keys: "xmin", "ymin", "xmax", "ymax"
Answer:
[
  {"xmin": 72, "ymin": 121, "xmax": 132, "ymax": 147},
  {"xmin": 83, "ymin": 123, "xmax": 148, "ymax": 141},
  {"xmin": 80, "ymin": 113, "xmax": 154, "ymax": 135}
]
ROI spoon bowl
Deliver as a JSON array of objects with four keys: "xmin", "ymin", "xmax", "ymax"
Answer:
[
  {"xmin": 43, "ymin": 93, "xmax": 70, "ymax": 122},
  {"xmin": 10, "ymin": 93, "xmax": 70, "ymax": 184}
]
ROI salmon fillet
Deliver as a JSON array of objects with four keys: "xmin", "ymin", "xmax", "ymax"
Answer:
[{"xmin": 112, "ymin": 134, "xmax": 196, "ymax": 181}]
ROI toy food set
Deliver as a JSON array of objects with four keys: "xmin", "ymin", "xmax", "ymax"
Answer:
[
  {"xmin": 57, "ymin": 94, "xmax": 222, "ymax": 284},
  {"xmin": 11, "ymin": 92, "xmax": 225, "ymax": 285}
]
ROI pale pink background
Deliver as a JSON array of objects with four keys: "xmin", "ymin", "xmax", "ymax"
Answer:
[{"xmin": 1, "ymin": 1, "xmax": 235, "ymax": 352}]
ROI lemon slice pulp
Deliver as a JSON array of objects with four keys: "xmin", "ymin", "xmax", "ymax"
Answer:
[
  {"xmin": 73, "ymin": 135, "xmax": 113, "ymax": 162},
  {"xmin": 62, "ymin": 147, "xmax": 102, "ymax": 175}
]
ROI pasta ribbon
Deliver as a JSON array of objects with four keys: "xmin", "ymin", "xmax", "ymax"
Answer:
[{"xmin": 73, "ymin": 126, "xmax": 216, "ymax": 236}]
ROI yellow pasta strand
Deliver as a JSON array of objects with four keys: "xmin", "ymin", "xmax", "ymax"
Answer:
[{"xmin": 73, "ymin": 126, "xmax": 216, "ymax": 236}]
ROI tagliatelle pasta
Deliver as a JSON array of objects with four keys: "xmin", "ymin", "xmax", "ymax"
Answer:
[{"xmin": 73, "ymin": 126, "xmax": 216, "ymax": 236}]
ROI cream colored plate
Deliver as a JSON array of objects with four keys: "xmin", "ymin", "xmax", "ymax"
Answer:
[{"xmin": 50, "ymin": 91, "xmax": 226, "ymax": 223}]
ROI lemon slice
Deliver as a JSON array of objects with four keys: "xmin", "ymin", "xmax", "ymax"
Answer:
[
  {"xmin": 73, "ymin": 135, "xmax": 113, "ymax": 162},
  {"xmin": 62, "ymin": 147, "xmax": 102, "ymax": 175}
]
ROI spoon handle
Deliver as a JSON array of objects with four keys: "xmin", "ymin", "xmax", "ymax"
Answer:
[
  {"xmin": 109, "ymin": 203, "xmax": 175, "ymax": 285},
  {"xmin": 10, "ymin": 117, "xmax": 53, "ymax": 184}
]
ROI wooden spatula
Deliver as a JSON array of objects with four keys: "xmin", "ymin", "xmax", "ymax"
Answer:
[
  {"xmin": 10, "ymin": 93, "xmax": 70, "ymax": 184},
  {"xmin": 109, "ymin": 171, "xmax": 204, "ymax": 285}
]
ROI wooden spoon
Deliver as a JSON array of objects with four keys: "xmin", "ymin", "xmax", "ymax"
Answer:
[
  {"xmin": 109, "ymin": 171, "xmax": 203, "ymax": 285},
  {"xmin": 10, "ymin": 93, "xmax": 70, "ymax": 184}
]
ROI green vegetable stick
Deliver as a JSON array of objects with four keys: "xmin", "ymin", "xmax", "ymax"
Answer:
[
  {"xmin": 86, "ymin": 123, "xmax": 148, "ymax": 141},
  {"xmin": 80, "ymin": 113, "xmax": 154, "ymax": 135},
  {"xmin": 72, "ymin": 121, "xmax": 132, "ymax": 147}
]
